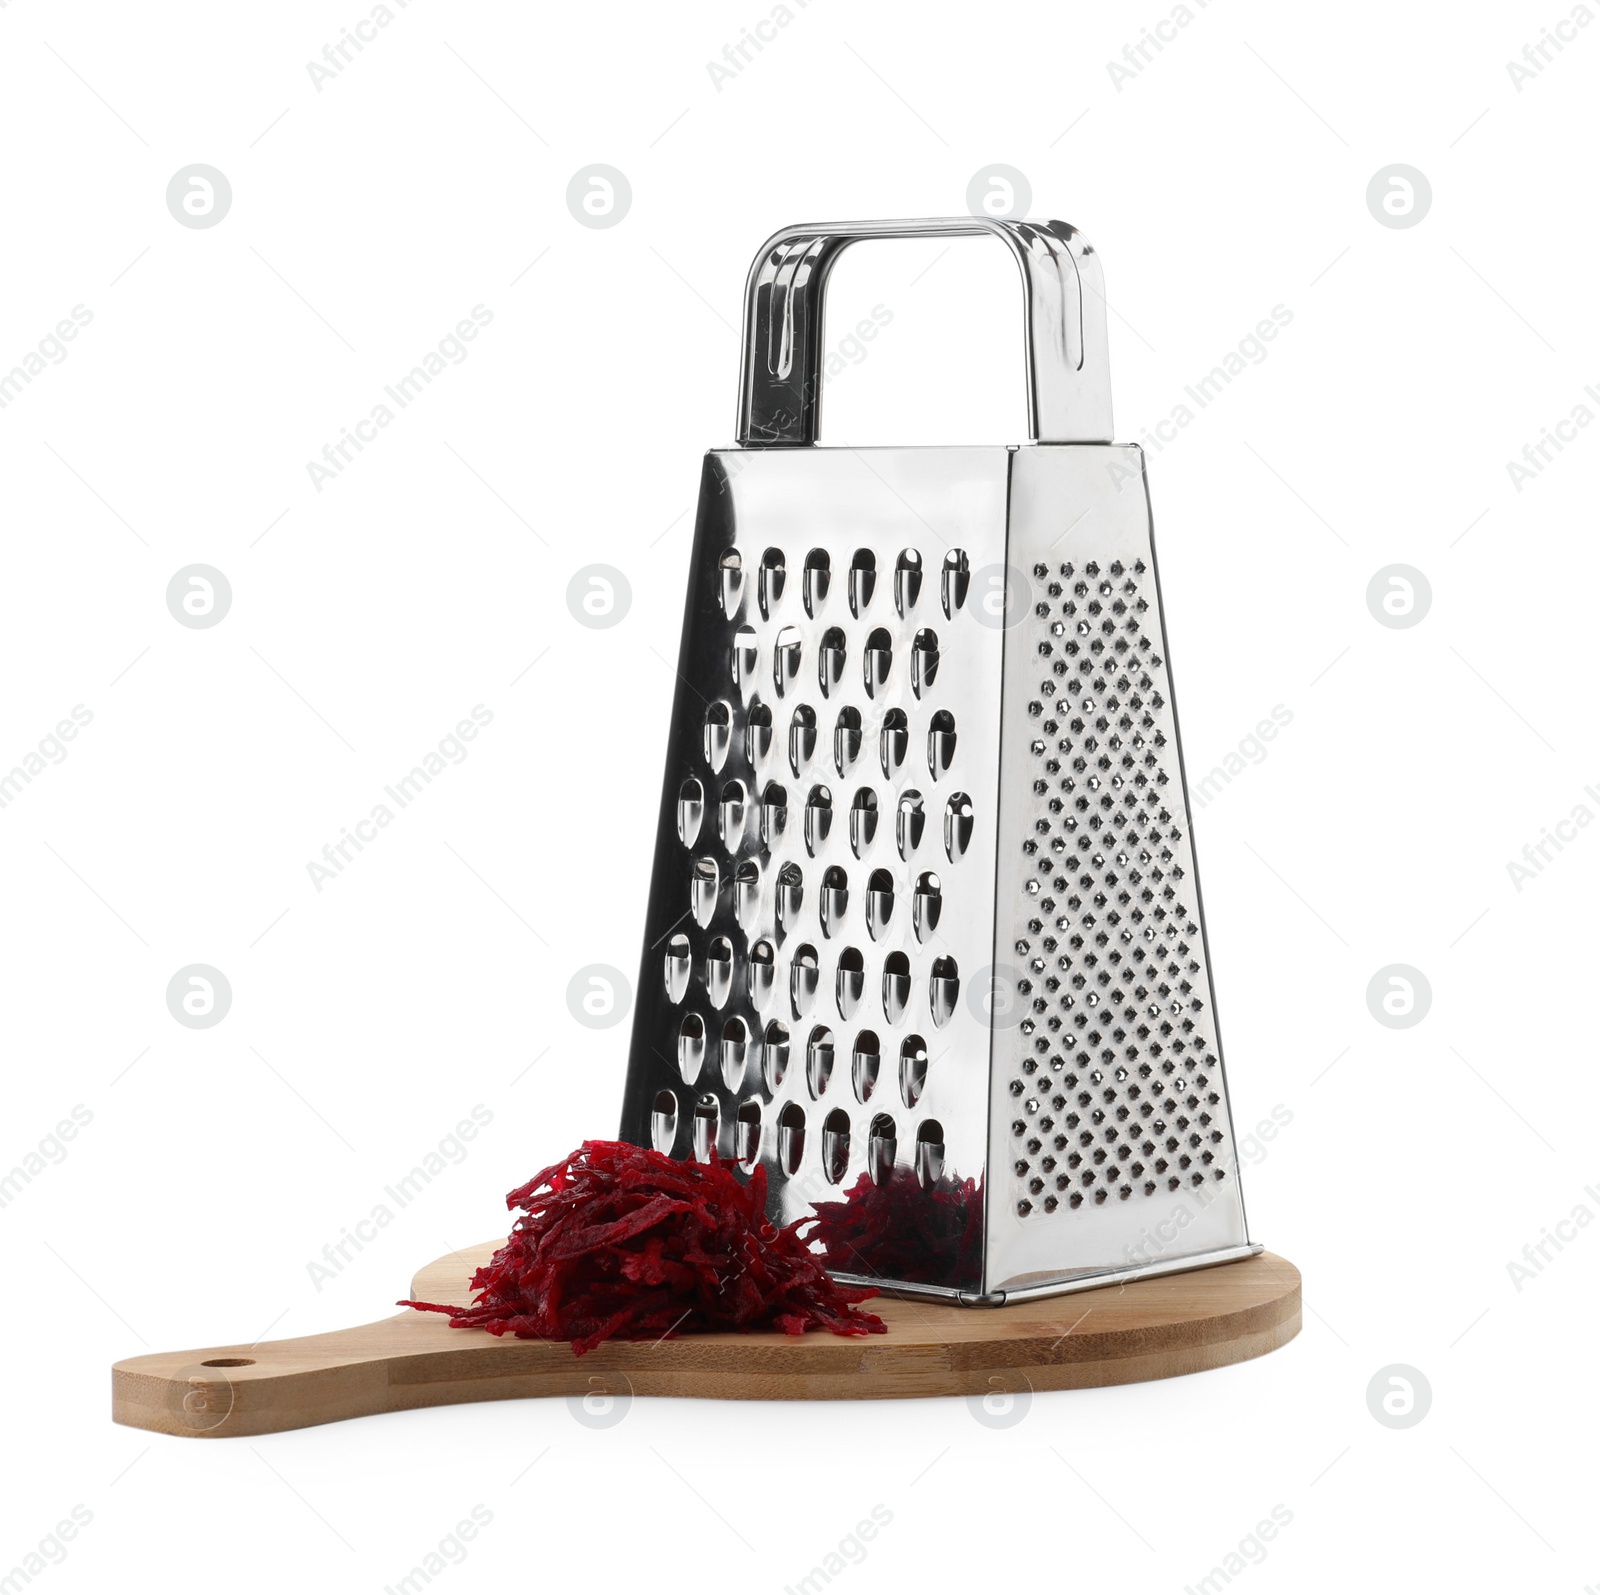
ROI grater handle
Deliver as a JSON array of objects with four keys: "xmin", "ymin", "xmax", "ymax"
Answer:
[{"xmin": 736, "ymin": 217, "xmax": 1113, "ymax": 447}]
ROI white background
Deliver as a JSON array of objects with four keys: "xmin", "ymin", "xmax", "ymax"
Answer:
[{"xmin": 2, "ymin": 0, "xmax": 1596, "ymax": 1589}]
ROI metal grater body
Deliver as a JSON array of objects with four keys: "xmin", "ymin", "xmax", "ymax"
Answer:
[{"xmin": 619, "ymin": 219, "xmax": 1258, "ymax": 1302}]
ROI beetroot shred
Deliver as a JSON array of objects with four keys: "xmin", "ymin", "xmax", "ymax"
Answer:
[
  {"xmin": 399, "ymin": 1139, "xmax": 886, "ymax": 1354},
  {"xmin": 808, "ymin": 1166, "xmax": 984, "ymax": 1289}
]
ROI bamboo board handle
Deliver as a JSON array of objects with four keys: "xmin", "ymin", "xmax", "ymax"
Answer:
[{"xmin": 111, "ymin": 1245, "xmax": 1301, "ymax": 1438}]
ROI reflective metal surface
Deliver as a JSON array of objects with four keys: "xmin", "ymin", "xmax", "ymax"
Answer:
[
  {"xmin": 983, "ymin": 445, "xmax": 1250, "ymax": 1294},
  {"xmin": 738, "ymin": 217, "xmax": 1113, "ymax": 447},
  {"xmin": 620, "ymin": 218, "xmax": 1258, "ymax": 1302},
  {"xmin": 620, "ymin": 446, "xmax": 1011, "ymax": 1297}
]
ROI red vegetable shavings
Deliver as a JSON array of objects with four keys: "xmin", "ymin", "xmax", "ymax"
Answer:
[
  {"xmin": 807, "ymin": 1167, "xmax": 985, "ymax": 1289},
  {"xmin": 399, "ymin": 1139, "xmax": 886, "ymax": 1355}
]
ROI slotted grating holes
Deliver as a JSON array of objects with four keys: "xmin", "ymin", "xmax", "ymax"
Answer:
[{"xmin": 648, "ymin": 537, "xmax": 994, "ymax": 1201}]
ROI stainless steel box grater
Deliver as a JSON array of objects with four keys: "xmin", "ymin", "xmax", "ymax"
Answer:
[{"xmin": 620, "ymin": 218, "xmax": 1262, "ymax": 1303}]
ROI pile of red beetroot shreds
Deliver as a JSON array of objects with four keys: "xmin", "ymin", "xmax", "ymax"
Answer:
[{"xmin": 400, "ymin": 1140, "xmax": 886, "ymax": 1355}]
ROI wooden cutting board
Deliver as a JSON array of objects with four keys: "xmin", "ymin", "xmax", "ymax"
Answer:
[{"xmin": 111, "ymin": 1245, "xmax": 1300, "ymax": 1437}]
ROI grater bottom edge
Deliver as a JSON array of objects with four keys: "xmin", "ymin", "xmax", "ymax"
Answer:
[{"xmin": 831, "ymin": 1242, "xmax": 1265, "ymax": 1306}]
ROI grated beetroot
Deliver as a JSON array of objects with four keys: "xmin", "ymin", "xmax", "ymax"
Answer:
[
  {"xmin": 399, "ymin": 1139, "xmax": 886, "ymax": 1355},
  {"xmin": 806, "ymin": 1166, "xmax": 985, "ymax": 1289}
]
